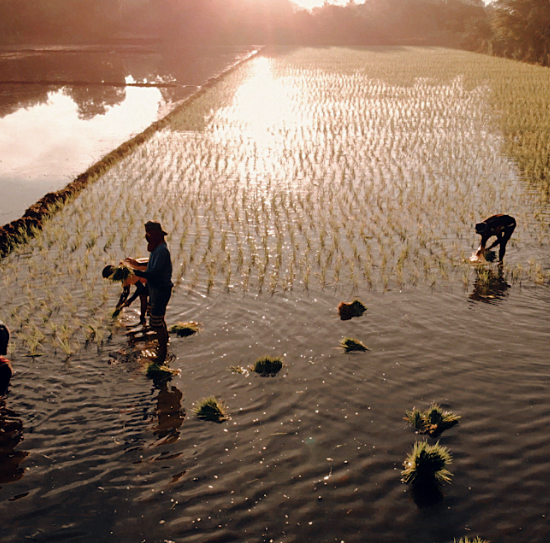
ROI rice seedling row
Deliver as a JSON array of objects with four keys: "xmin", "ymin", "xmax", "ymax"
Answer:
[{"xmin": 1, "ymin": 47, "xmax": 549, "ymax": 354}]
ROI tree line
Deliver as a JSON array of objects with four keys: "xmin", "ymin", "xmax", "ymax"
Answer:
[{"xmin": 1, "ymin": 0, "xmax": 549, "ymax": 67}]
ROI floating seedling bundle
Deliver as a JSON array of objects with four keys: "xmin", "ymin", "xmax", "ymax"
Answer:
[
  {"xmin": 337, "ymin": 299, "xmax": 367, "ymax": 320},
  {"xmin": 405, "ymin": 403, "xmax": 460, "ymax": 437},
  {"xmin": 193, "ymin": 396, "xmax": 229, "ymax": 422},
  {"xmin": 170, "ymin": 321, "xmax": 201, "ymax": 337},
  {"xmin": 401, "ymin": 440, "xmax": 453, "ymax": 487},
  {"xmin": 251, "ymin": 355, "xmax": 283, "ymax": 376},
  {"xmin": 147, "ymin": 362, "xmax": 180, "ymax": 380},
  {"xmin": 340, "ymin": 337, "xmax": 369, "ymax": 352}
]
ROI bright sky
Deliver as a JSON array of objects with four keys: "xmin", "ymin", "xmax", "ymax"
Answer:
[{"xmin": 292, "ymin": 0, "xmax": 348, "ymax": 9}]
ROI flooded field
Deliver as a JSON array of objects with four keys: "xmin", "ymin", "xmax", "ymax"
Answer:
[
  {"xmin": 1, "ymin": 47, "xmax": 549, "ymax": 543},
  {"xmin": 0, "ymin": 44, "xmax": 255, "ymax": 223}
]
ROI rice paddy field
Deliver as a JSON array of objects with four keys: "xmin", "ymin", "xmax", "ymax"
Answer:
[{"xmin": 1, "ymin": 46, "xmax": 549, "ymax": 542}]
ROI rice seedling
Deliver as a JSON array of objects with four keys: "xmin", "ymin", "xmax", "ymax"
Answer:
[
  {"xmin": 405, "ymin": 404, "xmax": 461, "ymax": 437},
  {"xmin": 250, "ymin": 355, "xmax": 284, "ymax": 376},
  {"xmin": 170, "ymin": 321, "xmax": 201, "ymax": 337},
  {"xmin": 401, "ymin": 440, "xmax": 453, "ymax": 487},
  {"xmin": 2, "ymin": 46, "xmax": 549, "ymax": 359},
  {"xmin": 454, "ymin": 538, "xmax": 489, "ymax": 543},
  {"xmin": 193, "ymin": 396, "xmax": 229, "ymax": 422},
  {"xmin": 340, "ymin": 337, "xmax": 369, "ymax": 352}
]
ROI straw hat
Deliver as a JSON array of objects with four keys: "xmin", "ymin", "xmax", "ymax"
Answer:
[{"xmin": 144, "ymin": 221, "xmax": 167, "ymax": 236}]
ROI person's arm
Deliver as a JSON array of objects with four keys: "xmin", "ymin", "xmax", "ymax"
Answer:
[
  {"xmin": 124, "ymin": 258, "xmax": 148, "ymax": 269},
  {"xmin": 133, "ymin": 249, "xmax": 169, "ymax": 281},
  {"xmin": 116, "ymin": 286, "xmax": 130, "ymax": 308},
  {"xmin": 123, "ymin": 286, "xmax": 141, "ymax": 308}
]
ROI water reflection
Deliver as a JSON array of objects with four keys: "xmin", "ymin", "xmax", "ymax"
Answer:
[
  {"xmin": 0, "ymin": 45, "xmax": 255, "ymax": 223},
  {"xmin": 0, "ymin": 397, "xmax": 28, "ymax": 487},
  {"xmin": 151, "ymin": 381, "xmax": 185, "ymax": 446},
  {"xmin": 469, "ymin": 266, "xmax": 511, "ymax": 303}
]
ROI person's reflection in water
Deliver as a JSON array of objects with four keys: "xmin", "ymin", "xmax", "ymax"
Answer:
[
  {"xmin": 0, "ymin": 397, "xmax": 28, "ymax": 486},
  {"xmin": 469, "ymin": 266, "xmax": 511, "ymax": 303},
  {"xmin": 151, "ymin": 379, "xmax": 185, "ymax": 446}
]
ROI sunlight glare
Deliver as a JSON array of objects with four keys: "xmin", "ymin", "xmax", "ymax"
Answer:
[{"xmin": 221, "ymin": 56, "xmax": 300, "ymax": 146}]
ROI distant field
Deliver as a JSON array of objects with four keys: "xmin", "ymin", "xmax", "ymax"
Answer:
[{"xmin": 1, "ymin": 46, "xmax": 549, "ymax": 354}]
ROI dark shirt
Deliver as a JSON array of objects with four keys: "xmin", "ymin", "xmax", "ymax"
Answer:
[
  {"xmin": 482, "ymin": 214, "xmax": 516, "ymax": 233},
  {"xmin": 0, "ymin": 356, "xmax": 12, "ymax": 394},
  {"xmin": 134, "ymin": 243, "xmax": 173, "ymax": 291}
]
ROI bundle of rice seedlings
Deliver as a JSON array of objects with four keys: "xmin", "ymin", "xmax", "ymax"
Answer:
[
  {"xmin": 146, "ymin": 363, "xmax": 179, "ymax": 379},
  {"xmin": 337, "ymin": 299, "xmax": 367, "ymax": 320},
  {"xmin": 193, "ymin": 396, "xmax": 229, "ymax": 422},
  {"xmin": 454, "ymin": 537, "xmax": 489, "ymax": 543},
  {"xmin": 401, "ymin": 441, "xmax": 453, "ymax": 487},
  {"xmin": 340, "ymin": 337, "xmax": 369, "ymax": 352},
  {"xmin": 170, "ymin": 321, "xmax": 201, "ymax": 337},
  {"xmin": 405, "ymin": 403, "xmax": 461, "ymax": 436},
  {"xmin": 251, "ymin": 355, "xmax": 283, "ymax": 376},
  {"xmin": 107, "ymin": 264, "xmax": 134, "ymax": 283}
]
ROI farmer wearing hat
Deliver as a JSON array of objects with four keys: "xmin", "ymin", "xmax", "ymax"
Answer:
[
  {"xmin": 126, "ymin": 221, "xmax": 173, "ymax": 365},
  {"xmin": 474, "ymin": 214, "xmax": 516, "ymax": 263}
]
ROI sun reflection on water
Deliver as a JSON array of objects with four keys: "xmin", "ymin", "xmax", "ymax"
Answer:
[{"xmin": 213, "ymin": 57, "xmax": 305, "ymax": 162}]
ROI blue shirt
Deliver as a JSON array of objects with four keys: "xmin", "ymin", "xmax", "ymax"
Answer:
[{"xmin": 135, "ymin": 242, "xmax": 173, "ymax": 290}]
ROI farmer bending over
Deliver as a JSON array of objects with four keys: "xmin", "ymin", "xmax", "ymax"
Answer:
[
  {"xmin": 102, "ymin": 261, "xmax": 149, "ymax": 324},
  {"xmin": 0, "ymin": 324, "xmax": 13, "ymax": 395},
  {"xmin": 126, "ymin": 221, "xmax": 173, "ymax": 365},
  {"xmin": 474, "ymin": 214, "xmax": 516, "ymax": 262}
]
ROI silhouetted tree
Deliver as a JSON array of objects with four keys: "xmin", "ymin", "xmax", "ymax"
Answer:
[{"xmin": 490, "ymin": 0, "xmax": 550, "ymax": 65}]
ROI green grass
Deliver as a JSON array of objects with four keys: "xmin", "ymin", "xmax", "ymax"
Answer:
[{"xmin": 401, "ymin": 440, "xmax": 453, "ymax": 486}]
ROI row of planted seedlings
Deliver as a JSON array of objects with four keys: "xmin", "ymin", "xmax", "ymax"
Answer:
[{"xmin": 2, "ymin": 49, "xmax": 550, "ymax": 357}]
